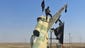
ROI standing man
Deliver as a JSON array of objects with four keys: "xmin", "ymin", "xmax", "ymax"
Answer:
[
  {"xmin": 45, "ymin": 6, "xmax": 52, "ymax": 21},
  {"xmin": 51, "ymin": 19, "xmax": 64, "ymax": 44}
]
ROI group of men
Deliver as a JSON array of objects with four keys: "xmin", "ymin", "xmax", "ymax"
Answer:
[{"xmin": 41, "ymin": 0, "xmax": 64, "ymax": 44}]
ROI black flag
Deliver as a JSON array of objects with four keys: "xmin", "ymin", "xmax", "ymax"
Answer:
[
  {"xmin": 65, "ymin": 4, "xmax": 67, "ymax": 13},
  {"xmin": 41, "ymin": 0, "xmax": 45, "ymax": 12}
]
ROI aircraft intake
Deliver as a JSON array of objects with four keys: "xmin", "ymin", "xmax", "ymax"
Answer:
[{"xmin": 33, "ymin": 30, "xmax": 40, "ymax": 37}]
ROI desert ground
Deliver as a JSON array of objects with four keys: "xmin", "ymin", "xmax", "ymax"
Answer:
[{"xmin": 0, "ymin": 43, "xmax": 85, "ymax": 48}]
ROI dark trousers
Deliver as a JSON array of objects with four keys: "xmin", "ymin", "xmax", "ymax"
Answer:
[{"xmin": 46, "ymin": 13, "xmax": 52, "ymax": 21}]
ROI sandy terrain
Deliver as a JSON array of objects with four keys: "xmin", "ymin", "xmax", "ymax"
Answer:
[
  {"xmin": 0, "ymin": 43, "xmax": 29, "ymax": 48},
  {"xmin": 0, "ymin": 43, "xmax": 85, "ymax": 48}
]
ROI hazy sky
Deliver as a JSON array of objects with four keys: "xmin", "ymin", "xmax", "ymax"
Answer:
[{"xmin": 0, "ymin": 0, "xmax": 85, "ymax": 43}]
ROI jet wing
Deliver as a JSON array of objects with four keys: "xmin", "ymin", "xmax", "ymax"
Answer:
[{"xmin": 48, "ymin": 4, "xmax": 67, "ymax": 30}]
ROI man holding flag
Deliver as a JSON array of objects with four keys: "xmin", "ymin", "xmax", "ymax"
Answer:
[{"xmin": 41, "ymin": 0, "xmax": 52, "ymax": 22}]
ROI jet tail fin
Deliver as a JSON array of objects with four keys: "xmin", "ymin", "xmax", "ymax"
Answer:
[{"xmin": 48, "ymin": 4, "xmax": 67, "ymax": 30}]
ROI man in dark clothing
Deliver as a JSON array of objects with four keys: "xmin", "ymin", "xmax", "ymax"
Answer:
[
  {"xmin": 45, "ymin": 6, "xmax": 52, "ymax": 21},
  {"xmin": 58, "ymin": 22, "xmax": 64, "ymax": 44},
  {"xmin": 41, "ymin": 0, "xmax": 45, "ymax": 12},
  {"xmin": 51, "ymin": 20, "xmax": 64, "ymax": 44}
]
